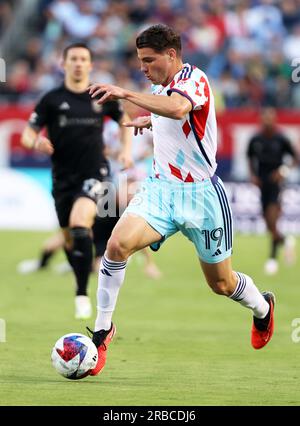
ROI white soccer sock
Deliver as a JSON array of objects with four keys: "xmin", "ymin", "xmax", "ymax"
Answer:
[
  {"xmin": 94, "ymin": 255, "xmax": 127, "ymax": 331},
  {"xmin": 229, "ymin": 272, "xmax": 269, "ymax": 318}
]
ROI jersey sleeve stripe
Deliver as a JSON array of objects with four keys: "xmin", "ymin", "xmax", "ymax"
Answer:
[{"xmin": 167, "ymin": 88, "xmax": 195, "ymax": 108}]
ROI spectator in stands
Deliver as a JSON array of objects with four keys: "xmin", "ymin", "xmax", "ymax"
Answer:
[
  {"xmin": 0, "ymin": 0, "xmax": 13, "ymax": 37},
  {"xmin": 2, "ymin": 0, "xmax": 300, "ymax": 109}
]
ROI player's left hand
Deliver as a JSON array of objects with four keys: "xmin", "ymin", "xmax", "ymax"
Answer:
[
  {"xmin": 88, "ymin": 84, "xmax": 127, "ymax": 104},
  {"xmin": 123, "ymin": 116, "xmax": 152, "ymax": 136},
  {"xmin": 118, "ymin": 150, "xmax": 134, "ymax": 170}
]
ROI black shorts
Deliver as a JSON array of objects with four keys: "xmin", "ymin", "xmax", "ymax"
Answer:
[
  {"xmin": 92, "ymin": 216, "xmax": 119, "ymax": 257},
  {"xmin": 260, "ymin": 182, "xmax": 281, "ymax": 212},
  {"xmin": 53, "ymin": 176, "xmax": 108, "ymax": 228}
]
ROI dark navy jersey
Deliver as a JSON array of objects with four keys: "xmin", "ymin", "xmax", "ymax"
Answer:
[
  {"xmin": 28, "ymin": 84, "xmax": 123, "ymax": 188},
  {"xmin": 247, "ymin": 131, "xmax": 296, "ymax": 179}
]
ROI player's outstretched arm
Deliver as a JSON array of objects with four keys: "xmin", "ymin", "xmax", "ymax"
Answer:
[
  {"xmin": 21, "ymin": 125, "xmax": 54, "ymax": 155},
  {"xmin": 88, "ymin": 84, "xmax": 191, "ymax": 120},
  {"xmin": 123, "ymin": 116, "xmax": 152, "ymax": 136}
]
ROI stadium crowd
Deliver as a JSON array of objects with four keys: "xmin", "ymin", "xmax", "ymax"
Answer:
[{"xmin": 1, "ymin": 0, "xmax": 300, "ymax": 109}]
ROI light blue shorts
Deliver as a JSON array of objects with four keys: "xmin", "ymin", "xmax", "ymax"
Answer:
[{"xmin": 124, "ymin": 175, "xmax": 233, "ymax": 263}]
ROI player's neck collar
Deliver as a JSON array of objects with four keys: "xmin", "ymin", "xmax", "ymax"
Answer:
[
  {"xmin": 64, "ymin": 82, "xmax": 89, "ymax": 94},
  {"xmin": 161, "ymin": 63, "xmax": 186, "ymax": 87}
]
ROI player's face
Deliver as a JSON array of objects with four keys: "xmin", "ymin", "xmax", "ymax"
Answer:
[
  {"xmin": 261, "ymin": 108, "xmax": 276, "ymax": 129},
  {"xmin": 137, "ymin": 47, "xmax": 177, "ymax": 86},
  {"xmin": 63, "ymin": 47, "xmax": 92, "ymax": 82}
]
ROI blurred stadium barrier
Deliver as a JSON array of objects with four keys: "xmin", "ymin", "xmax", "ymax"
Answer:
[{"xmin": 0, "ymin": 105, "xmax": 299, "ymax": 232}]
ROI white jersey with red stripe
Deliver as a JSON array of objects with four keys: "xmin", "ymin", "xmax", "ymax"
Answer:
[{"xmin": 150, "ymin": 63, "xmax": 217, "ymax": 183}]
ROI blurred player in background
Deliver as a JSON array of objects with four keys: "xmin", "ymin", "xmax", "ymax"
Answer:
[
  {"xmin": 17, "ymin": 117, "xmax": 161, "ymax": 280},
  {"xmin": 17, "ymin": 231, "xmax": 67, "ymax": 274},
  {"xmin": 16, "ymin": 219, "xmax": 117, "ymax": 275},
  {"xmin": 20, "ymin": 42, "xmax": 132, "ymax": 319},
  {"xmin": 87, "ymin": 24, "xmax": 276, "ymax": 377},
  {"xmin": 247, "ymin": 107, "xmax": 298, "ymax": 275}
]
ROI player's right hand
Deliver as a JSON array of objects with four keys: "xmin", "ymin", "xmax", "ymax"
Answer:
[
  {"xmin": 34, "ymin": 135, "xmax": 54, "ymax": 155},
  {"xmin": 123, "ymin": 116, "xmax": 152, "ymax": 136}
]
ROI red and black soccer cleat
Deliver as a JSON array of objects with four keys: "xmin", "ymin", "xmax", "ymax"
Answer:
[
  {"xmin": 251, "ymin": 292, "xmax": 275, "ymax": 350},
  {"xmin": 87, "ymin": 323, "xmax": 116, "ymax": 376}
]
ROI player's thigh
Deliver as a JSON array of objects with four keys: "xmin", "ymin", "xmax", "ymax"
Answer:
[
  {"xmin": 69, "ymin": 176, "xmax": 109, "ymax": 228},
  {"xmin": 200, "ymin": 257, "xmax": 236, "ymax": 295},
  {"xmin": 261, "ymin": 183, "xmax": 280, "ymax": 212},
  {"xmin": 181, "ymin": 176, "xmax": 233, "ymax": 263},
  {"xmin": 53, "ymin": 190, "xmax": 73, "ymax": 228},
  {"xmin": 107, "ymin": 213, "xmax": 163, "ymax": 257},
  {"xmin": 123, "ymin": 177, "xmax": 178, "ymax": 252},
  {"xmin": 264, "ymin": 202, "xmax": 281, "ymax": 219},
  {"xmin": 69, "ymin": 196, "xmax": 96, "ymax": 228}
]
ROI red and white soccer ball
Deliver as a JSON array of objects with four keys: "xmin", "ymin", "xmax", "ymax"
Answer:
[{"xmin": 51, "ymin": 333, "xmax": 98, "ymax": 380}]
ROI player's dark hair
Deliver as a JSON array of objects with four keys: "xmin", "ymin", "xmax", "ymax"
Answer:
[
  {"xmin": 63, "ymin": 43, "xmax": 93, "ymax": 60},
  {"xmin": 136, "ymin": 24, "xmax": 181, "ymax": 55}
]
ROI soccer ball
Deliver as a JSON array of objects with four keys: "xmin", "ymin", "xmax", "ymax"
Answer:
[{"xmin": 51, "ymin": 333, "xmax": 98, "ymax": 380}]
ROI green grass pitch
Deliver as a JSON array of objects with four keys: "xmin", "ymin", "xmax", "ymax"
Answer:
[{"xmin": 0, "ymin": 231, "xmax": 299, "ymax": 406}]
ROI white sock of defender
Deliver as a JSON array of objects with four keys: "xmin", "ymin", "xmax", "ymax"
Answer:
[
  {"xmin": 95, "ymin": 255, "xmax": 127, "ymax": 331},
  {"xmin": 230, "ymin": 272, "xmax": 269, "ymax": 318}
]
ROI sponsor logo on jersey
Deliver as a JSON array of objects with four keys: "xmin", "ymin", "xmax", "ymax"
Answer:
[
  {"xmin": 59, "ymin": 115, "xmax": 67, "ymax": 127},
  {"xmin": 59, "ymin": 102, "xmax": 70, "ymax": 110}
]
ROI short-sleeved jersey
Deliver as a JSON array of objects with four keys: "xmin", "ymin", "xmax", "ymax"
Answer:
[
  {"xmin": 150, "ymin": 63, "xmax": 217, "ymax": 183},
  {"xmin": 247, "ymin": 131, "xmax": 296, "ymax": 179},
  {"xmin": 28, "ymin": 84, "xmax": 123, "ymax": 189}
]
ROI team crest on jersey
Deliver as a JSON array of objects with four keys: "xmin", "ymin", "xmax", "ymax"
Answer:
[
  {"xmin": 59, "ymin": 102, "xmax": 70, "ymax": 110},
  {"xmin": 92, "ymin": 100, "xmax": 103, "ymax": 113}
]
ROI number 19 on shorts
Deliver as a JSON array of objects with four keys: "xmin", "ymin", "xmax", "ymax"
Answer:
[{"xmin": 201, "ymin": 227, "xmax": 223, "ymax": 250}]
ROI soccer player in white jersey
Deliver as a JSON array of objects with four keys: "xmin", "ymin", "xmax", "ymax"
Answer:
[{"xmin": 86, "ymin": 24, "xmax": 275, "ymax": 376}]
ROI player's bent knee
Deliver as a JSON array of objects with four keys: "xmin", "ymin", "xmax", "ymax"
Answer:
[
  {"xmin": 106, "ymin": 237, "xmax": 131, "ymax": 261},
  {"xmin": 208, "ymin": 279, "xmax": 233, "ymax": 296}
]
